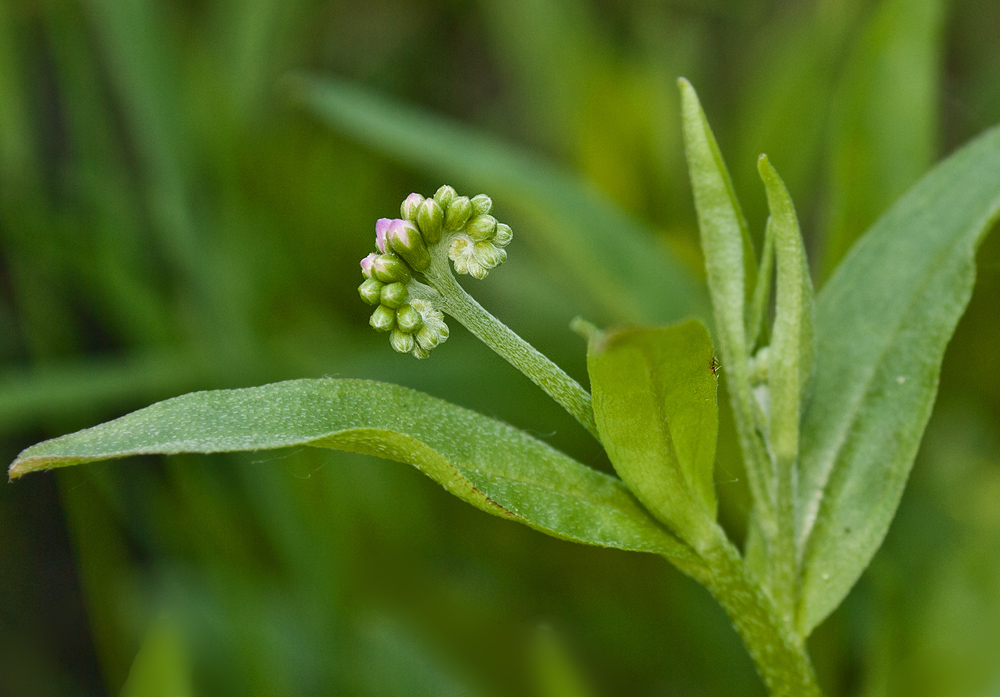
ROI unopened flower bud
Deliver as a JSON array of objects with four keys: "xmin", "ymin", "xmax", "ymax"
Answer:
[
  {"xmin": 370, "ymin": 305, "xmax": 396, "ymax": 332},
  {"xmin": 400, "ymin": 193, "xmax": 424, "ymax": 221},
  {"xmin": 470, "ymin": 194, "xmax": 492, "ymax": 216},
  {"xmin": 416, "ymin": 198, "xmax": 444, "ymax": 243},
  {"xmin": 395, "ymin": 304, "xmax": 423, "ymax": 333},
  {"xmin": 390, "ymin": 329, "xmax": 415, "ymax": 354},
  {"xmin": 444, "ymin": 196, "xmax": 471, "ymax": 231},
  {"xmin": 375, "ymin": 218, "xmax": 392, "ymax": 253},
  {"xmin": 388, "ymin": 219, "xmax": 430, "ymax": 271},
  {"xmin": 360, "ymin": 252, "xmax": 378, "ymax": 278},
  {"xmin": 494, "ymin": 223, "xmax": 513, "ymax": 247},
  {"xmin": 409, "ymin": 299, "xmax": 450, "ymax": 359},
  {"xmin": 466, "ymin": 214, "xmax": 497, "ymax": 241},
  {"xmin": 434, "ymin": 184, "xmax": 456, "ymax": 210},
  {"xmin": 380, "ymin": 281, "xmax": 408, "ymax": 308},
  {"xmin": 372, "ymin": 253, "xmax": 411, "ymax": 283},
  {"xmin": 358, "ymin": 278, "xmax": 384, "ymax": 305},
  {"xmin": 473, "ymin": 240, "xmax": 505, "ymax": 269}
]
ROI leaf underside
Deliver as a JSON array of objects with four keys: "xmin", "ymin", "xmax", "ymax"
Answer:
[
  {"xmin": 10, "ymin": 378, "xmax": 696, "ymax": 562},
  {"xmin": 796, "ymin": 122, "xmax": 1000, "ymax": 635}
]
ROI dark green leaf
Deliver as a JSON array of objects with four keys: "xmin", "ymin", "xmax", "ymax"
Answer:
[
  {"xmin": 587, "ymin": 320, "xmax": 718, "ymax": 546},
  {"xmin": 796, "ymin": 123, "xmax": 1000, "ymax": 635},
  {"xmin": 9, "ymin": 378, "xmax": 695, "ymax": 561}
]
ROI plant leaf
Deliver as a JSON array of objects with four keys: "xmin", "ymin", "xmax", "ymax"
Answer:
[
  {"xmin": 678, "ymin": 78, "xmax": 773, "ymax": 530},
  {"xmin": 819, "ymin": 0, "xmax": 945, "ymax": 278},
  {"xmin": 758, "ymin": 155, "xmax": 815, "ymax": 466},
  {"xmin": 9, "ymin": 378, "xmax": 695, "ymax": 561},
  {"xmin": 587, "ymin": 320, "xmax": 718, "ymax": 545},
  {"xmin": 796, "ymin": 123, "xmax": 1000, "ymax": 636},
  {"xmin": 288, "ymin": 73, "xmax": 708, "ymax": 325}
]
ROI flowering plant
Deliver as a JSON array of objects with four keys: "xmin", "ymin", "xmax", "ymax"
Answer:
[{"xmin": 10, "ymin": 80, "xmax": 1000, "ymax": 697}]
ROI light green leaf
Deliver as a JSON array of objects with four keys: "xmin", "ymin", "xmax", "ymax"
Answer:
[
  {"xmin": 758, "ymin": 155, "xmax": 815, "ymax": 466},
  {"xmin": 747, "ymin": 216, "xmax": 775, "ymax": 351},
  {"xmin": 757, "ymin": 154, "xmax": 816, "ymax": 620},
  {"xmin": 678, "ymin": 78, "xmax": 772, "ymax": 527},
  {"xmin": 9, "ymin": 378, "xmax": 694, "ymax": 561},
  {"xmin": 796, "ymin": 123, "xmax": 1000, "ymax": 636},
  {"xmin": 587, "ymin": 320, "xmax": 718, "ymax": 547},
  {"xmin": 288, "ymin": 73, "xmax": 707, "ymax": 325}
]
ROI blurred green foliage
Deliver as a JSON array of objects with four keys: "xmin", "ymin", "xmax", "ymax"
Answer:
[{"xmin": 1, "ymin": 0, "xmax": 998, "ymax": 695}]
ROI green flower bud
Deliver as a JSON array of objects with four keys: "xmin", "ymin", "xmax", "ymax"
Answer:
[
  {"xmin": 390, "ymin": 329, "xmax": 415, "ymax": 354},
  {"xmin": 433, "ymin": 184, "xmax": 456, "ymax": 210},
  {"xmin": 380, "ymin": 281, "xmax": 408, "ymax": 308},
  {"xmin": 370, "ymin": 305, "xmax": 396, "ymax": 332},
  {"xmin": 444, "ymin": 196, "xmax": 471, "ymax": 231},
  {"xmin": 465, "ymin": 214, "xmax": 497, "ymax": 241},
  {"xmin": 473, "ymin": 240, "xmax": 505, "ymax": 269},
  {"xmin": 395, "ymin": 303, "xmax": 423, "ymax": 333},
  {"xmin": 387, "ymin": 219, "xmax": 430, "ymax": 271},
  {"xmin": 408, "ymin": 299, "xmax": 450, "ymax": 358},
  {"xmin": 416, "ymin": 198, "xmax": 444, "ymax": 243},
  {"xmin": 358, "ymin": 278, "xmax": 384, "ymax": 305},
  {"xmin": 372, "ymin": 253, "xmax": 411, "ymax": 283},
  {"xmin": 494, "ymin": 222, "xmax": 513, "ymax": 246},
  {"xmin": 400, "ymin": 193, "xmax": 424, "ymax": 221},
  {"xmin": 470, "ymin": 194, "xmax": 492, "ymax": 216}
]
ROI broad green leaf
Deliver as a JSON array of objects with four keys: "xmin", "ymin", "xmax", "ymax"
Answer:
[
  {"xmin": 9, "ymin": 378, "xmax": 695, "ymax": 561},
  {"xmin": 796, "ymin": 123, "xmax": 1000, "ymax": 636},
  {"xmin": 587, "ymin": 320, "xmax": 718, "ymax": 546},
  {"xmin": 288, "ymin": 73, "xmax": 707, "ymax": 325},
  {"xmin": 120, "ymin": 618, "xmax": 192, "ymax": 697},
  {"xmin": 678, "ymin": 79, "xmax": 772, "ymax": 527},
  {"xmin": 819, "ymin": 0, "xmax": 945, "ymax": 278}
]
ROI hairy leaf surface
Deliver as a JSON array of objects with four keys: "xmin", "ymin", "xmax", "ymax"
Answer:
[
  {"xmin": 587, "ymin": 320, "xmax": 718, "ymax": 544},
  {"xmin": 9, "ymin": 378, "xmax": 694, "ymax": 561},
  {"xmin": 797, "ymin": 123, "xmax": 1000, "ymax": 635}
]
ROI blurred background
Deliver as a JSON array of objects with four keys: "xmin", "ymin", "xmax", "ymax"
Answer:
[{"xmin": 1, "ymin": 0, "xmax": 999, "ymax": 695}]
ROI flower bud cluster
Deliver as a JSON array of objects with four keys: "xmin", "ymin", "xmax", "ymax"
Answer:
[
  {"xmin": 359, "ymin": 251, "xmax": 449, "ymax": 358},
  {"xmin": 358, "ymin": 185, "xmax": 512, "ymax": 357}
]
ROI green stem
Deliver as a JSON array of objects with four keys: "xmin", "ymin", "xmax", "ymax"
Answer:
[
  {"xmin": 415, "ymin": 254, "xmax": 599, "ymax": 441},
  {"xmin": 685, "ymin": 526, "xmax": 821, "ymax": 697}
]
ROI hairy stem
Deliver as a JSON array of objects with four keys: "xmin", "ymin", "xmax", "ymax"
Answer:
[
  {"xmin": 416, "ymin": 254, "xmax": 599, "ymax": 441},
  {"xmin": 684, "ymin": 526, "xmax": 821, "ymax": 697}
]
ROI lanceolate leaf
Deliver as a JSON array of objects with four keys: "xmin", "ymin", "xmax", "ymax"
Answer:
[
  {"xmin": 9, "ymin": 378, "xmax": 695, "ymax": 561},
  {"xmin": 678, "ymin": 79, "xmax": 772, "ymax": 532},
  {"xmin": 587, "ymin": 320, "xmax": 718, "ymax": 546},
  {"xmin": 289, "ymin": 74, "xmax": 707, "ymax": 325},
  {"xmin": 796, "ymin": 123, "xmax": 1000, "ymax": 636}
]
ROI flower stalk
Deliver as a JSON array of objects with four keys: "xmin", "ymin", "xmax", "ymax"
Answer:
[{"xmin": 359, "ymin": 186, "xmax": 599, "ymax": 440}]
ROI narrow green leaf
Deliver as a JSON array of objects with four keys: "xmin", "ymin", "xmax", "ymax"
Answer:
[
  {"xmin": 758, "ymin": 155, "xmax": 815, "ymax": 466},
  {"xmin": 678, "ymin": 78, "xmax": 772, "ymax": 528},
  {"xmin": 819, "ymin": 0, "xmax": 945, "ymax": 277},
  {"xmin": 531, "ymin": 625, "xmax": 596, "ymax": 697},
  {"xmin": 9, "ymin": 378, "xmax": 695, "ymax": 561},
  {"xmin": 288, "ymin": 73, "xmax": 707, "ymax": 325},
  {"xmin": 747, "ymin": 216, "xmax": 775, "ymax": 351},
  {"xmin": 796, "ymin": 123, "xmax": 1000, "ymax": 635},
  {"xmin": 587, "ymin": 320, "xmax": 718, "ymax": 547},
  {"xmin": 757, "ymin": 155, "xmax": 816, "ymax": 622},
  {"xmin": 120, "ymin": 618, "xmax": 192, "ymax": 697}
]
